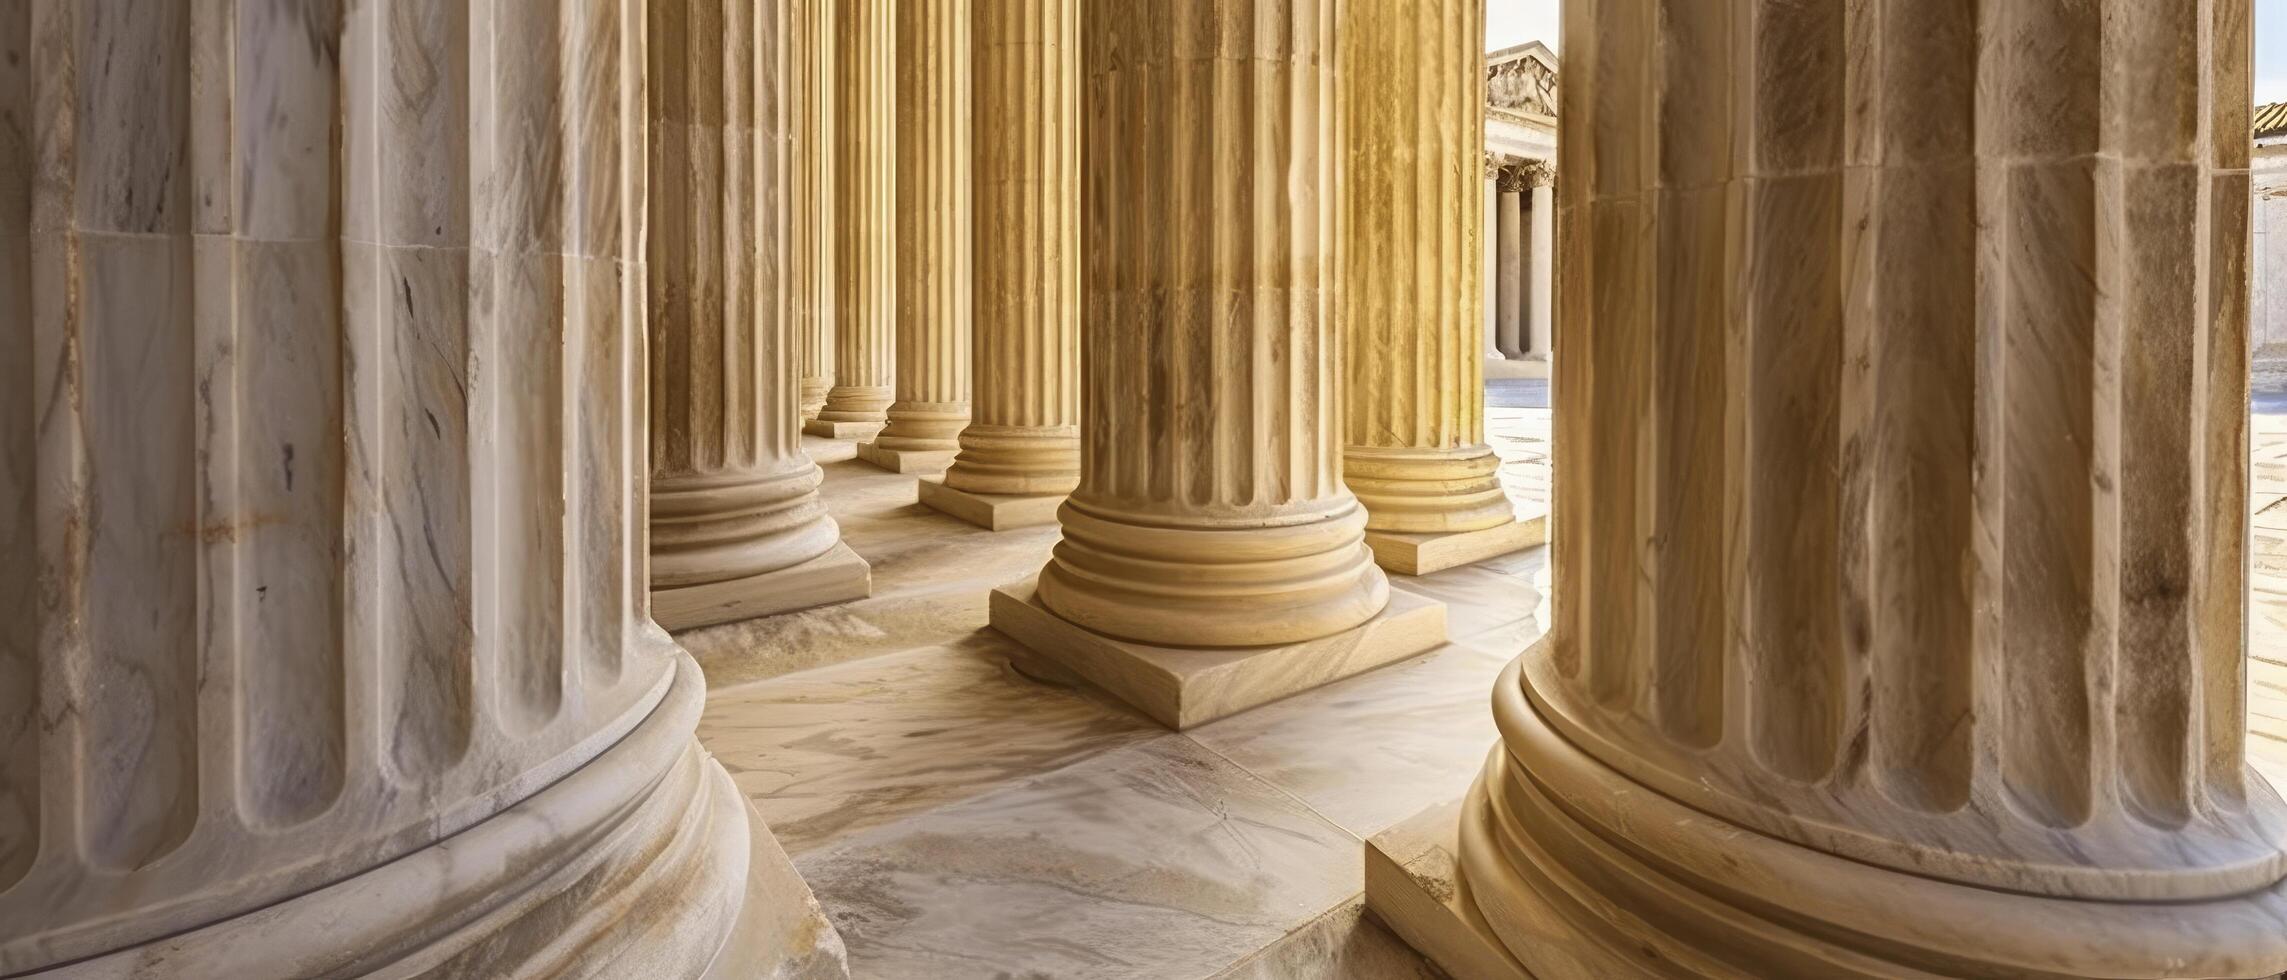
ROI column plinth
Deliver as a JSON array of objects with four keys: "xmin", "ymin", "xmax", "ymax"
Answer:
[
  {"xmin": 922, "ymin": 0, "xmax": 1082, "ymax": 529},
  {"xmin": 1341, "ymin": 0, "xmax": 1540, "ymax": 577},
  {"xmin": 1371, "ymin": 3, "xmax": 2287, "ymax": 977},
  {"xmin": 988, "ymin": 0, "xmax": 1445, "ymax": 731},
  {"xmin": 0, "ymin": 3, "xmax": 842, "ymax": 975},
  {"xmin": 808, "ymin": 0, "xmax": 895, "ymax": 439},
  {"xmin": 859, "ymin": 0, "xmax": 971, "ymax": 474}
]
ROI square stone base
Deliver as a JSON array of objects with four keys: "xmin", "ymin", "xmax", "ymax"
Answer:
[
  {"xmin": 916, "ymin": 478, "xmax": 1064, "ymax": 530},
  {"xmin": 988, "ymin": 580, "xmax": 1446, "ymax": 729},
  {"xmin": 653, "ymin": 542, "xmax": 872, "ymax": 631},
  {"xmin": 854, "ymin": 442, "xmax": 960, "ymax": 474},
  {"xmin": 801, "ymin": 434, "xmax": 858, "ymax": 464},
  {"xmin": 1364, "ymin": 800, "xmax": 1530, "ymax": 980},
  {"xmin": 1484, "ymin": 356, "xmax": 1549, "ymax": 380},
  {"xmin": 802, "ymin": 418, "xmax": 885, "ymax": 440},
  {"xmin": 1365, "ymin": 507, "xmax": 1548, "ymax": 577}
]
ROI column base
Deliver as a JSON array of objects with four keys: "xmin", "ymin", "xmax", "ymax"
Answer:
[
  {"xmin": 916, "ymin": 477, "xmax": 1064, "ymax": 530},
  {"xmin": 24, "ymin": 657, "xmax": 847, "ymax": 980},
  {"xmin": 854, "ymin": 441, "xmax": 959, "ymax": 473},
  {"xmin": 803, "ymin": 418, "xmax": 886, "ymax": 440},
  {"xmin": 652, "ymin": 542, "xmax": 872, "ymax": 631},
  {"xmin": 1365, "ymin": 507, "xmax": 1547, "ymax": 576},
  {"xmin": 988, "ymin": 579, "xmax": 1446, "ymax": 729},
  {"xmin": 1363, "ymin": 800, "xmax": 1531, "ymax": 980},
  {"xmin": 1483, "ymin": 357, "xmax": 1549, "ymax": 380}
]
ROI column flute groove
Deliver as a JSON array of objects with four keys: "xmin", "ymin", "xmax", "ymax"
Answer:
[{"xmin": 922, "ymin": 0, "xmax": 1080, "ymax": 528}]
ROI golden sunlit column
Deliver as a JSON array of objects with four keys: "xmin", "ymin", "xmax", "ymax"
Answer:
[
  {"xmin": 792, "ymin": 0, "xmax": 836, "ymax": 420},
  {"xmin": 857, "ymin": 0, "xmax": 972, "ymax": 473},
  {"xmin": 647, "ymin": 0, "xmax": 870, "ymax": 631},
  {"xmin": 1367, "ymin": 2, "xmax": 2287, "ymax": 977},
  {"xmin": 918, "ymin": 0, "xmax": 1080, "ymax": 530},
  {"xmin": 0, "ymin": 2, "xmax": 844, "ymax": 976},
  {"xmin": 805, "ymin": 0, "xmax": 895, "ymax": 439},
  {"xmin": 988, "ymin": 0, "xmax": 1447, "ymax": 731},
  {"xmin": 1340, "ymin": 0, "xmax": 1542, "ymax": 577}
]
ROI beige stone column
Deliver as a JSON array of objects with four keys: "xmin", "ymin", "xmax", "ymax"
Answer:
[
  {"xmin": 648, "ymin": 0, "xmax": 871, "ymax": 630},
  {"xmin": 1523, "ymin": 173, "xmax": 1553, "ymax": 361},
  {"xmin": 792, "ymin": 0, "xmax": 836, "ymax": 420},
  {"xmin": 988, "ymin": 0, "xmax": 1446, "ymax": 731},
  {"xmin": 1482, "ymin": 168, "xmax": 1504, "ymax": 365},
  {"xmin": 918, "ymin": 0, "xmax": 1081, "ymax": 530},
  {"xmin": 0, "ymin": 2, "xmax": 843, "ymax": 976},
  {"xmin": 857, "ymin": 0, "xmax": 972, "ymax": 473},
  {"xmin": 1340, "ymin": 0, "xmax": 1540, "ymax": 578},
  {"xmin": 806, "ymin": 0, "xmax": 896, "ymax": 439},
  {"xmin": 1493, "ymin": 177, "xmax": 1525, "ymax": 359},
  {"xmin": 1368, "ymin": 2, "xmax": 2287, "ymax": 977}
]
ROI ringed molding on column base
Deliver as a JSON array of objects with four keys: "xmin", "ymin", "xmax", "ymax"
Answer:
[
  {"xmin": 854, "ymin": 442, "xmax": 961, "ymax": 474},
  {"xmin": 652, "ymin": 542, "xmax": 872, "ymax": 631},
  {"xmin": 1363, "ymin": 800, "xmax": 1532, "ymax": 980},
  {"xmin": 916, "ymin": 477, "xmax": 1065, "ymax": 530},
  {"xmin": 803, "ymin": 418, "xmax": 887, "ymax": 440},
  {"xmin": 20, "ymin": 656, "xmax": 828, "ymax": 980},
  {"xmin": 988, "ymin": 579, "xmax": 1446, "ymax": 730},
  {"xmin": 1366, "ymin": 507, "xmax": 1547, "ymax": 576}
]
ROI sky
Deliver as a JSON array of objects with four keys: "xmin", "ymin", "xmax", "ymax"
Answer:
[{"xmin": 1490, "ymin": 0, "xmax": 2287, "ymax": 108}]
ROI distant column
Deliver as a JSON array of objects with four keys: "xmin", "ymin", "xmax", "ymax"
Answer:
[
  {"xmin": 1524, "ymin": 169, "xmax": 1554, "ymax": 361},
  {"xmin": 792, "ymin": 0, "xmax": 836, "ymax": 419},
  {"xmin": 1494, "ymin": 175, "xmax": 1525, "ymax": 359},
  {"xmin": 807, "ymin": 0, "xmax": 896, "ymax": 439},
  {"xmin": 1483, "ymin": 165, "xmax": 1504, "ymax": 363}
]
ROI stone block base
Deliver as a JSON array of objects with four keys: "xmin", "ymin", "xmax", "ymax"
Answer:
[
  {"xmin": 1484, "ymin": 356, "xmax": 1549, "ymax": 380},
  {"xmin": 1365, "ymin": 507, "xmax": 1547, "ymax": 576},
  {"xmin": 653, "ymin": 542, "xmax": 871, "ymax": 631},
  {"xmin": 803, "ymin": 418, "xmax": 885, "ymax": 440},
  {"xmin": 854, "ymin": 442, "xmax": 960, "ymax": 473},
  {"xmin": 916, "ymin": 478, "xmax": 1064, "ymax": 530},
  {"xmin": 988, "ymin": 580, "xmax": 1446, "ymax": 729},
  {"xmin": 801, "ymin": 434, "xmax": 859, "ymax": 464},
  {"xmin": 1364, "ymin": 799, "xmax": 1530, "ymax": 980}
]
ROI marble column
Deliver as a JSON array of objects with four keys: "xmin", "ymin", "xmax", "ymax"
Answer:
[
  {"xmin": 792, "ymin": 0, "xmax": 836, "ymax": 420},
  {"xmin": 647, "ymin": 0, "xmax": 871, "ymax": 631},
  {"xmin": 918, "ymin": 0, "xmax": 1082, "ymax": 530},
  {"xmin": 1368, "ymin": 1, "xmax": 2287, "ymax": 977},
  {"xmin": 857, "ymin": 0, "xmax": 972, "ymax": 474},
  {"xmin": 806, "ymin": 0, "xmax": 896, "ymax": 440},
  {"xmin": 1523, "ymin": 170, "xmax": 1554, "ymax": 361},
  {"xmin": 1493, "ymin": 177, "xmax": 1526, "ymax": 360},
  {"xmin": 1482, "ymin": 168, "xmax": 1504, "ymax": 364},
  {"xmin": 0, "ymin": 2, "xmax": 843, "ymax": 976},
  {"xmin": 989, "ymin": 0, "xmax": 1447, "ymax": 731},
  {"xmin": 1341, "ymin": 0, "xmax": 1539, "ymax": 577}
]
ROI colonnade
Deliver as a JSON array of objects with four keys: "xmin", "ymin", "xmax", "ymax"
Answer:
[{"xmin": 1486, "ymin": 160, "xmax": 1554, "ymax": 367}]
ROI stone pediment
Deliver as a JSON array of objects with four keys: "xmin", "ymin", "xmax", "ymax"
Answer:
[{"xmin": 1486, "ymin": 40, "xmax": 1557, "ymax": 119}]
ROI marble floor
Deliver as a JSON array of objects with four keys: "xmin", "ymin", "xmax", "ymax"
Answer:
[{"xmin": 687, "ymin": 411, "xmax": 2287, "ymax": 979}]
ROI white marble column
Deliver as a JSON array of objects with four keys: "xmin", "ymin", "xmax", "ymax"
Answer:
[
  {"xmin": 1370, "ymin": 1, "xmax": 2287, "ymax": 976},
  {"xmin": 806, "ymin": 0, "xmax": 896, "ymax": 439},
  {"xmin": 919, "ymin": 0, "xmax": 1081, "ymax": 530},
  {"xmin": 647, "ymin": 0, "xmax": 871, "ymax": 630},
  {"xmin": 989, "ymin": 0, "xmax": 1447, "ymax": 731},
  {"xmin": 1482, "ymin": 168, "xmax": 1504, "ymax": 364},
  {"xmin": 1340, "ymin": 0, "xmax": 1539, "ymax": 576},
  {"xmin": 1524, "ymin": 173, "xmax": 1553, "ymax": 361},
  {"xmin": 0, "ymin": 3, "xmax": 842, "ymax": 976},
  {"xmin": 858, "ymin": 0, "xmax": 973, "ymax": 474},
  {"xmin": 1493, "ymin": 179, "xmax": 1525, "ymax": 360},
  {"xmin": 792, "ymin": 0, "xmax": 836, "ymax": 420}
]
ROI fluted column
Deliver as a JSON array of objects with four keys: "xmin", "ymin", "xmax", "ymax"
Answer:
[
  {"xmin": 989, "ymin": 0, "xmax": 1446, "ymax": 731},
  {"xmin": 857, "ymin": 0, "xmax": 972, "ymax": 473},
  {"xmin": 648, "ymin": 0, "xmax": 870, "ymax": 631},
  {"xmin": 1482, "ymin": 168, "xmax": 1504, "ymax": 364},
  {"xmin": 1339, "ymin": 0, "xmax": 1535, "ymax": 577},
  {"xmin": 1493, "ymin": 177, "xmax": 1525, "ymax": 359},
  {"xmin": 1524, "ymin": 174, "xmax": 1553, "ymax": 360},
  {"xmin": 1399, "ymin": 2, "xmax": 2287, "ymax": 976},
  {"xmin": 792, "ymin": 0, "xmax": 836, "ymax": 419},
  {"xmin": 807, "ymin": 0, "xmax": 895, "ymax": 437},
  {"xmin": 0, "ymin": 3, "xmax": 838, "ymax": 976},
  {"xmin": 920, "ymin": 0, "xmax": 1080, "ymax": 528}
]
